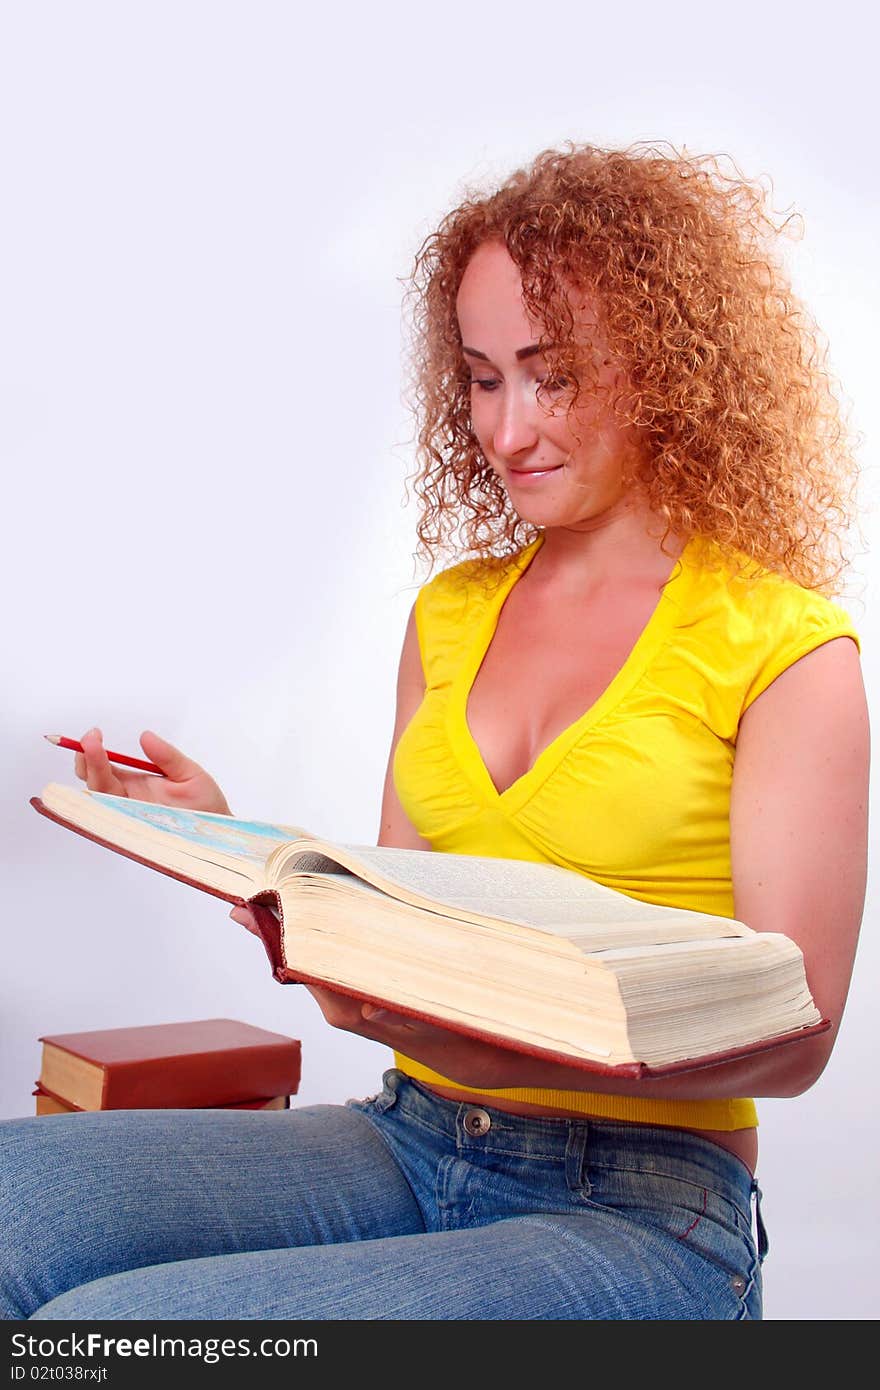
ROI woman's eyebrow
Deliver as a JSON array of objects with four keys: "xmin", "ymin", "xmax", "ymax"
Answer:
[{"xmin": 461, "ymin": 344, "xmax": 546, "ymax": 362}]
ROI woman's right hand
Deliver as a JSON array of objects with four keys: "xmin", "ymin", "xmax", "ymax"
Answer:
[{"xmin": 74, "ymin": 727, "xmax": 232, "ymax": 815}]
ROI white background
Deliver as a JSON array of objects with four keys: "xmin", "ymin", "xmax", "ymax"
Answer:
[{"xmin": 2, "ymin": 0, "xmax": 877, "ymax": 1321}]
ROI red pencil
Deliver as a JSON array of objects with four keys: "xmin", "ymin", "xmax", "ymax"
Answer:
[{"xmin": 44, "ymin": 735, "xmax": 165, "ymax": 777}]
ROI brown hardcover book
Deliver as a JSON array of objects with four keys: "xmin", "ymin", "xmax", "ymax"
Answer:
[
  {"xmin": 32, "ymin": 1083, "xmax": 291, "ymax": 1115},
  {"xmin": 36, "ymin": 1018, "xmax": 301, "ymax": 1111},
  {"xmin": 31, "ymin": 785, "xmax": 830, "ymax": 1077}
]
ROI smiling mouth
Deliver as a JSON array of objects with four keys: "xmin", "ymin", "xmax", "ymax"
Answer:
[{"xmin": 508, "ymin": 465, "xmax": 563, "ymax": 479}]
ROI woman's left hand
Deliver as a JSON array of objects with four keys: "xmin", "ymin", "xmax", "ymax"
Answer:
[
  {"xmin": 303, "ymin": 983, "xmax": 526, "ymax": 1090},
  {"xmin": 230, "ymin": 913, "xmax": 673, "ymax": 1100},
  {"xmin": 230, "ymin": 904, "xmax": 559, "ymax": 1090}
]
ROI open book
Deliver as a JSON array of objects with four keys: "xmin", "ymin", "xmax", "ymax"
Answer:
[{"xmin": 31, "ymin": 783, "xmax": 827, "ymax": 1077}]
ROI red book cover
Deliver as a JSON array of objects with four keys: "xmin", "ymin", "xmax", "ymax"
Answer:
[{"xmin": 37, "ymin": 1018, "xmax": 302, "ymax": 1110}]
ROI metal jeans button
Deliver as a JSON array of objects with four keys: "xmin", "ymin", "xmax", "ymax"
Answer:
[{"xmin": 463, "ymin": 1107, "xmax": 492, "ymax": 1137}]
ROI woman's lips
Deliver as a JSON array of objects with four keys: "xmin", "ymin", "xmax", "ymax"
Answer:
[{"xmin": 507, "ymin": 465, "xmax": 563, "ymax": 481}]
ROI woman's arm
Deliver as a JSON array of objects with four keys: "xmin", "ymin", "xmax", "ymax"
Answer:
[
  {"xmin": 724, "ymin": 633, "xmax": 869, "ymax": 1094},
  {"xmin": 310, "ymin": 633, "xmax": 871, "ymax": 1101},
  {"xmin": 377, "ymin": 602, "xmax": 433, "ymax": 851}
]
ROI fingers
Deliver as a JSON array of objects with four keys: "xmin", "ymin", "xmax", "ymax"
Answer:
[
  {"xmin": 138, "ymin": 730, "xmax": 206, "ymax": 783},
  {"xmin": 304, "ymin": 984, "xmax": 415, "ymax": 1036},
  {"xmin": 77, "ymin": 727, "xmax": 124, "ymax": 794},
  {"xmin": 304, "ymin": 985, "xmax": 370, "ymax": 1032},
  {"xmin": 229, "ymin": 905, "xmax": 262, "ymax": 936}
]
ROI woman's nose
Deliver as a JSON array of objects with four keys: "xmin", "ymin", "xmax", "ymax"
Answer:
[{"xmin": 491, "ymin": 383, "xmax": 540, "ymax": 457}]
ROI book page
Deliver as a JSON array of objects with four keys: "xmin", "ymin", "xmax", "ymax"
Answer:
[
  {"xmin": 273, "ymin": 842, "xmax": 751, "ymax": 948},
  {"xmin": 85, "ymin": 794, "xmax": 311, "ymax": 863},
  {"xmin": 37, "ymin": 784, "xmax": 313, "ymax": 895}
]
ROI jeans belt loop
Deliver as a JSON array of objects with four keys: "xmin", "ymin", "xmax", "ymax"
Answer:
[{"xmin": 565, "ymin": 1124, "xmax": 591, "ymax": 1197}]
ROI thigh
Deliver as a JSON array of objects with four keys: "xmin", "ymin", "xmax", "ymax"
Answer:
[
  {"xmin": 0, "ymin": 1104, "xmax": 423, "ymax": 1320},
  {"xmin": 32, "ymin": 1209, "xmax": 744, "ymax": 1321}
]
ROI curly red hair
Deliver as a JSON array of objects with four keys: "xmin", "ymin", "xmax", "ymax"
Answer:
[{"xmin": 402, "ymin": 141, "xmax": 860, "ymax": 595}]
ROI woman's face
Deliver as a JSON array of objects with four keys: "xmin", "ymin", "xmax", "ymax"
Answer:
[{"xmin": 455, "ymin": 240, "xmax": 648, "ymax": 534}]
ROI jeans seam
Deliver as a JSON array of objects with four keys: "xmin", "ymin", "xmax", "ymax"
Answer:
[
  {"xmin": 462, "ymin": 1145, "xmax": 563, "ymax": 1161},
  {"xmin": 346, "ymin": 1103, "xmax": 430, "ymax": 1234}
]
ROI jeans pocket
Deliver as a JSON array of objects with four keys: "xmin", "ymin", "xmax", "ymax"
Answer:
[{"xmin": 591, "ymin": 1167, "xmax": 758, "ymax": 1279}]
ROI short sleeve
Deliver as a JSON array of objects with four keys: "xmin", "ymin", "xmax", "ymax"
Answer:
[
  {"xmin": 413, "ymin": 557, "xmax": 490, "ymax": 689},
  {"xmin": 740, "ymin": 582, "xmax": 861, "ymax": 716}
]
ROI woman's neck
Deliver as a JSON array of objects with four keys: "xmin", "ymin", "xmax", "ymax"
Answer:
[{"xmin": 530, "ymin": 513, "xmax": 688, "ymax": 598}]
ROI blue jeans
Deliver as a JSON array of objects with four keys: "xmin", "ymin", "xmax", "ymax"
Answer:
[{"xmin": 0, "ymin": 1068, "xmax": 766, "ymax": 1320}]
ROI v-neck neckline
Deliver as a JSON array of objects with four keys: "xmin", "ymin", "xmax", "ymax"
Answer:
[{"xmin": 448, "ymin": 532, "xmax": 695, "ymax": 813}]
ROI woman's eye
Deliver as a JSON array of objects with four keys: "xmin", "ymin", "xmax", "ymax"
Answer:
[
  {"xmin": 537, "ymin": 374, "xmax": 572, "ymax": 393},
  {"xmin": 469, "ymin": 378, "xmax": 500, "ymax": 392}
]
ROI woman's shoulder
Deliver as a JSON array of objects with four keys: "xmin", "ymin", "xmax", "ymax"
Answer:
[
  {"xmin": 415, "ymin": 542, "xmax": 534, "ymax": 614},
  {"xmin": 681, "ymin": 536, "xmax": 861, "ymax": 718},
  {"xmin": 686, "ymin": 535, "xmax": 859, "ymax": 636},
  {"xmin": 418, "ymin": 553, "xmax": 497, "ymax": 598}
]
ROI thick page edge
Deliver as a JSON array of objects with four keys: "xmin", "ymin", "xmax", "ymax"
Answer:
[
  {"xmin": 32, "ymin": 1083, "xmax": 84, "ymax": 1111},
  {"xmin": 637, "ymin": 1019, "xmax": 831, "ymax": 1074},
  {"xmin": 266, "ymin": 960, "xmax": 831, "ymax": 1078}
]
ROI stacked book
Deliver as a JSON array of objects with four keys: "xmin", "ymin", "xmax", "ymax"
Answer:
[{"xmin": 33, "ymin": 1017, "xmax": 302, "ymax": 1114}]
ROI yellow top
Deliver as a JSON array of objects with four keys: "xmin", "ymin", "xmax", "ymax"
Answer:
[{"xmin": 392, "ymin": 533, "xmax": 861, "ymax": 1130}]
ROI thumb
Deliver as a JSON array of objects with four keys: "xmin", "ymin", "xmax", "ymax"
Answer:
[
  {"xmin": 139, "ymin": 730, "xmax": 205, "ymax": 782},
  {"xmin": 229, "ymin": 905, "xmax": 261, "ymax": 934}
]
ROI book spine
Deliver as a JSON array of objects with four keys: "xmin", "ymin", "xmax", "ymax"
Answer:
[{"xmin": 246, "ymin": 895, "xmax": 286, "ymax": 974}]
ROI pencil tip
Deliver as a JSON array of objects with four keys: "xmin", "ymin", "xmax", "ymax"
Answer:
[{"xmin": 44, "ymin": 734, "xmax": 61, "ymax": 744}]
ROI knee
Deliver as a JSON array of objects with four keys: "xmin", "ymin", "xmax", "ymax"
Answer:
[
  {"xmin": 0, "ymin": 1118, "xmax": 73, "ymax": 1318},
  {"xmin": 0, "ymin": 1115, "xmax": 137, "ymax": 1319}
]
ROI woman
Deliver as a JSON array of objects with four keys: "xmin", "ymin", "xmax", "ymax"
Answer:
[{"xmin": 2, "ymin": 143, "xmax": 869, "ymax": 1320}]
